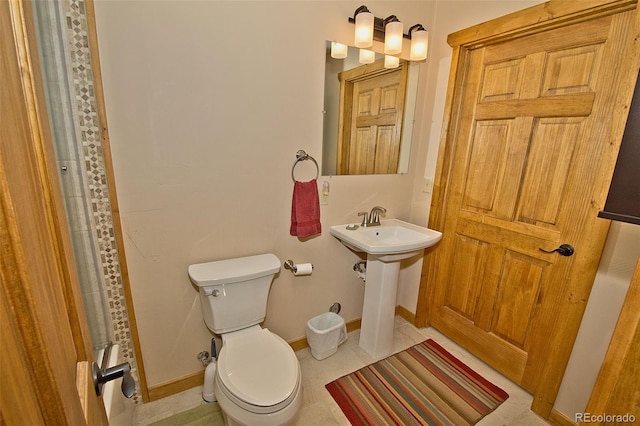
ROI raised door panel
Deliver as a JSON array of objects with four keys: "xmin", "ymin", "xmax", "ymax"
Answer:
[
  {"xmin": 442, "ymin": 234, "xmax": 489, "ymax": 320},
  {"xmin": 541, "ymin": 45, "xmax": 604, "ymax": 96},
  {"xmin": 350, "ymin": 127, "xmax": 375, "ymax": 174},
  {"xmin": 518, "ymin": 118, "xmax": 583, "ymax": 226},
  {"xmin": 479, "ymin": 59, "xmax": 525, "ymax": 102},
  {"xmin": 462, "ymin": 120, "xmax": 512, "ymax": 212},
  {"xmin": 490, "ymin": 251, "xmax": 546, "ymax": 348},
  {"xmin": 373, "ymin": 125, "xmax": 399, "ymax": 174}
]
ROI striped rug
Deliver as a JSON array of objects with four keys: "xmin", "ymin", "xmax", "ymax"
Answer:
[{"xmin": 325, "ymin": 339, "xmax": 508, "ymax": 426}]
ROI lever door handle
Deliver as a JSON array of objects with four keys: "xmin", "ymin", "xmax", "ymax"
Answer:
[
  {"xmin": 539, "ymin": 244, "xmax": 575, "ymax": 257},
  {"xmin": 92, "ymin": 361, "xmax": 135, "ymax": 398}
]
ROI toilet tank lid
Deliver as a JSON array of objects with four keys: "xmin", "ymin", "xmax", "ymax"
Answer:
[{"xmin": 188, "ymin": 253, "xmax": 281, "ymax": 287}]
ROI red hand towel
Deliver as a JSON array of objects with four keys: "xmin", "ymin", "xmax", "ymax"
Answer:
[{"xmin": 290, "ymin": 179, "xmax": 321, "ymax": 238}]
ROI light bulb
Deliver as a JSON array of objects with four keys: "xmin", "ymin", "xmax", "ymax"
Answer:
[
  {"xmin": 331, "ymin": 42, "xmax": 348, "ymax": 59},
  {"xmin": 359, "ymin": 49, "xmax": 375, "ymax": 64},
  {"xmin": 384, "ymin": 20, "xmax": 403, "ymax": 55},
  {"xmin": 384, "ymin": 55, "xmax": 399, "ymax": 69},
  {"xmin": 410, "ymin": 29, "xmax": 428, "ymax": 61},
  {"xmin": 354, "ymin": 11, "xmax": 374, "ymax": 48}
]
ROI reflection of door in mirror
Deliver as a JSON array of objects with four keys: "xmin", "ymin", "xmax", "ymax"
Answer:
[{"xmin": 337, "ymin": 59, "xmax": 408, "ymax": 175}]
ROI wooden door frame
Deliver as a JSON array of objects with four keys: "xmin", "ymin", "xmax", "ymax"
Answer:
[{"xmin": 415, "ymin": 0, "xmax": 640, "ymax": 419}]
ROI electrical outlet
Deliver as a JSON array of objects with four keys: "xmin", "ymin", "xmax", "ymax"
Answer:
[{"xmin": 423, "ymin": 177, "xmax": 434, "ymax": 194}]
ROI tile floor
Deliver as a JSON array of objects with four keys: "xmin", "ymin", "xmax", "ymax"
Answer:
[{"xmin": 133, "ymin": 317, "xmax": 551, "ymax": 425}]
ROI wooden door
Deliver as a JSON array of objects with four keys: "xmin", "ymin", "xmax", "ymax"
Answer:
[
  {"xmin": 418, "ymin": 0, "xmax": 640, "ymax": 417},
  {"xmin": 337, "ymin": 60, "xmax": 408, "ymax": 174},
  {"xmin": 0, "ymin": 1, "xmax": 108, "ymax": 424}
]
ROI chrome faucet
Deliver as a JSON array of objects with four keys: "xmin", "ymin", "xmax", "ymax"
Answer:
[{"xmin": 358, "ymin": 206, "xmax": 387, "ymax": 227}]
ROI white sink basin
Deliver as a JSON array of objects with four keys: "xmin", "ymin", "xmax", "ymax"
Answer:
[{"xmin": 330, "ymin": 219, "xmax": 442, "ymax": 260}]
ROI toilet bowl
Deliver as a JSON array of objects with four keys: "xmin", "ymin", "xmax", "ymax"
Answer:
[
  {"xmin": 188, "ymin": 254, "xmax": 302, "ymax": 425},
  {"xmin": 214, "ymin": 326, "xmax": 302, "ymax": 425}
]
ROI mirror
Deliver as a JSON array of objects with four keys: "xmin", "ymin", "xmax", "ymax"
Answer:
[{"xmin": 322, "ymin": 42, "xmax": 419, "ymax": 175}]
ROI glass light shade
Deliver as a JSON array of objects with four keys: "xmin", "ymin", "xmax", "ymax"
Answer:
[
  {"xmin": 384, "ymin": 20, "xmax": 403, "ymax": 55},
  {"xmin": 354, "ymin": 11, "xmax": 374, "ymax": 48},
  {"xmin": 331, "ymin": 42, "xmax": 348, "ymax": 59},
  {"xmin": 410, "ymin": 29, "xmax": 429, "ymax": 61},
  {"xmin": 384, "ymin": 55, "xmax": 399, "ymax": 69},
  {"xmin": 359, "ymin": 49, "xmax": 375, "ymax": 64}
]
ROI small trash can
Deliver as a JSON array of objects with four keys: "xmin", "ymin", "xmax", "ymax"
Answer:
[{"xmin": 306, "ymin": 312, "xmax": 347, "ymax": 360}]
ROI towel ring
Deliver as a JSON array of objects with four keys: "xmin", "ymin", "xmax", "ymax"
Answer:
[{"xmin": 291, "ymin": 150, "xmax": 319, "ymax": 182}]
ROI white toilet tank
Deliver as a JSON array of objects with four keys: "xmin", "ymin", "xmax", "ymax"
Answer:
[{"xmin": 188, "ymin": 253, "xmax": 281, "ymax": 334}]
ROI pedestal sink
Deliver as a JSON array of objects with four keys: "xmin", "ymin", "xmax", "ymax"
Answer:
[{"xmin": 330, "ymin": 219, "xmax": 442, "ymax": 359}]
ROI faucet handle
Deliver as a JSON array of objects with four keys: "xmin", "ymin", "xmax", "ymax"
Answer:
[{"xmin": 358, "ymin": 211, "xmax": 369, "ymax": 227}]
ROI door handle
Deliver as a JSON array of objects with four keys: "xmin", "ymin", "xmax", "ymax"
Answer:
[
  {"xmin": 92, "ymin": 361, "xmax": 135, "ymax": 398},
  {"xmin": 539, "ymin": 244, "xmax": 575, "ymax": 257}
]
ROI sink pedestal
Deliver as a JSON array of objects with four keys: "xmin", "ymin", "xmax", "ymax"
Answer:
[{"xmin": 359, "ymin": 256, "xmax": 402, "ymax": 359}]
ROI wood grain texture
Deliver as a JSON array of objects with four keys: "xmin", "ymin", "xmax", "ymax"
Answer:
[
  {"xmin": 337, "ymin": 60, "xmax": 407, "ymax": 174},
  {"xmin": 1, "ymin": 1, "xmax": 108, "ymax": 423},
  {"xmin": 417, "ymin": 0, "xmax": 640, "ymax": 419}
]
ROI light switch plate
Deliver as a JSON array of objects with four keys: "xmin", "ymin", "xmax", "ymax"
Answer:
[{"xmin": 423, "ymin": 177, "xmax": 434, "ymax": 194}]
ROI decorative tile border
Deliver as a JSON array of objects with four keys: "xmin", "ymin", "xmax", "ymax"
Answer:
[{"xmin": 64, "ymin": 0, "xmax": 141, "ymax": 404}]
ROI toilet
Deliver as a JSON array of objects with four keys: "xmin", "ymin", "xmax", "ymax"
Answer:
[{"xmin": 188, "ymin": 253, "xmax": 302, "ymax": 426}]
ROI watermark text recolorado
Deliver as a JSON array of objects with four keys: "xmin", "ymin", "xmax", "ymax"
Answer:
[{"xmin": 575, "ymin": 413, "xmax": 636, "ymax": 423}]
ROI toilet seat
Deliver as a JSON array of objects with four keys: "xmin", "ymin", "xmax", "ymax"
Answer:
[{"xmin": 217, "ymin": 326, "xmax": 300, "ymax": 414}]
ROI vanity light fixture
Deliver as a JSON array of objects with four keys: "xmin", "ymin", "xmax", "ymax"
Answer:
[
  {"xmin": 330, "ymin": 41, "xmax": 348, "ymax": 59},
  {"xmin": 348, "ymin": 6, "xmax": 428, "ymax": 62},
  {"xmin": 409, "ymin": 24, "xmax": 429, "ymax": 61}
]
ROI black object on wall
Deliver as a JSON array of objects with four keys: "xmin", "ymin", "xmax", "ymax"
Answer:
[{"xmin": 598, "ymin": 72, "xmax": 640, "ymax": 226}]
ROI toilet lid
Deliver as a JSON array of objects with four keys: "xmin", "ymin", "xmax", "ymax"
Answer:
[{"xmin": 217, "ymin": 328, "xmax": 299, "ymax": 408}]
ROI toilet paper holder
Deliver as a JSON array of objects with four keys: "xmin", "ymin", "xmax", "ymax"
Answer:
[{"xmin": 284, "ymin": 259, "xmax": 314, "ymax": 274}]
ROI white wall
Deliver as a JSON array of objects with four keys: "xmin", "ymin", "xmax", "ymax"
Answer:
[
  {"xmin": 95, "ymin": 1, "xmax": 635, "ymax": 409},
  {"xmin": 94, "ymin": 0, "xmax": 438, "ymax": 387},
  {"xmin": 554, "ymin": 222, "xmax": 640, "ymax": 418}
]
